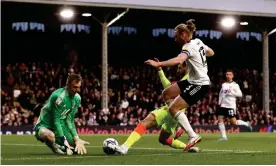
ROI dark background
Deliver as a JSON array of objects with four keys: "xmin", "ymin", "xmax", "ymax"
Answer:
[{"xmin": 2, "ymin": 2, "xmax": 276, "ymax": 70}]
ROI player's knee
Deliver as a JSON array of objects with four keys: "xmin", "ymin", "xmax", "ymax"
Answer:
[
  {"xmin": 168, "ymin": 105, "xmax": 178, "ymax": 115},
  {"xmin": 39, "ymin": 128, "xmax": 47, "ymax": 137},
  {"xmin": 46, "ymin": 132, "xmax": 55, "ymax": 143},
  {"xmin": 141, "ymin": 114, "xmax": 156, "ymax": 128},
  {"xmin": 140, "ymin": 120, "xmax": 153, "ymax": 129},
  {"xmin": 40, "ymin": 129, "xmax": 55, "ymax": 141},
  {"xmin": 48, "ymin": 132, "xmax": 55, "ymax": 140}
]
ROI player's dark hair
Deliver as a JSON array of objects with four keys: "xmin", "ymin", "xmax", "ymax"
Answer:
[
  {"xmin": 226, "ymin": 69, "xmax": 234, "ymax": 74},
  {"xmin": 175, "ymin": 19, "xmax": 196, "ymax": 39},
  {"xmin": 181, "ymin": 62, "xmax": 187, "ymax": 67},
  {"xmin": 177, "ymin": 62, "xmax": 187, "ymax": 76},
  {"xmin": 66, "ymin": 73, "xmax": 82, "ymax": 85},
  {"xmin": 178, "ymin": 62, "xmax": 187, "ymax": 69}
]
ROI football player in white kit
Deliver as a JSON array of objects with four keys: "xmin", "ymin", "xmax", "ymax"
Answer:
[
  {"xmin": 145, "ymin": 19, "xmax": 214, "ymax": 151},
  {"xmin": 217, "ymin": 69, "xmax": 253, "ymax": 141}
]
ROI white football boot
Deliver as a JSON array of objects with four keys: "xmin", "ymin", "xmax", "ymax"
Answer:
[{"xmin": 108, "ymin": 144, "xmax": 128, "ymax": 155}]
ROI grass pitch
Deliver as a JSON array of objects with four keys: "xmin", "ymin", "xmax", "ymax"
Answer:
[{"xmin": 1, "ymin": 133, "xmax": 276, "ymax": 165}]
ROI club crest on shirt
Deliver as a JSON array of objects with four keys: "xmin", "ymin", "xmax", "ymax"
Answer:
[{"xmin": 55, "ymin": 98, "xmax": 62, "ymax": 106}]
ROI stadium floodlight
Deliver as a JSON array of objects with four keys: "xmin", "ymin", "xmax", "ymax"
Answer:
[
  {"xmin": 268, "ymin": 28, "xmax": 276, "ymax": 36},
  {"xmin": 60, "ymin": 8, "xmax": 74, "ymax": 19},
  {"xmin": 240, "ymin": 22, "xmax": 248, "ymax": 26},
  {"xmin": 107, "ymin": 8, "xmax": 129, "ymax": 27},
  {"xmin": 82, "ymin": 13, "xmax": 92, "ymax": 17},
  {"xmin": 221, "ymin": 17, "xmax": 236, "ymax": 28}
]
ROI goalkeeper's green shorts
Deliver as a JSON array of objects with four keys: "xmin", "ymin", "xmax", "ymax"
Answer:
[
  {"xmin": 151, "ymin": 105, "xmax": 185, "ymax": 134},
  {"xmin": 34, "ymin": 121, "xmax": 75, "ymax": 146}
]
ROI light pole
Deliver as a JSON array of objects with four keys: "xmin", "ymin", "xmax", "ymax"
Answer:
[
  {"xmin": 263, "ymin": 28, "xmax": 276, "ymax": 113},
  {"xmin": 91, "ymin": 9, "xmax": 129, "ymax": 113}
]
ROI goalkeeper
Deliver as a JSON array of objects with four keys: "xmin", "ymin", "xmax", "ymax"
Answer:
[
  {"xmin": 34, "ymin": 73, "xmax": 89, "ymax": 155},
  {"xmin": 109, "ymin": 59, "xmax": 199, "ymax": 155}
]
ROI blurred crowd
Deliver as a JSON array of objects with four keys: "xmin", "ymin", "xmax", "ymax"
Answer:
[{"xmin": 1, "ymin": 62, "xmax": 276, "ymax": 127}]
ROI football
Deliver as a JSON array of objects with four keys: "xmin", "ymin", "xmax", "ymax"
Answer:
[{"xmin": 102, "ymin": 138, "xmax": 119, "ymax": 155}]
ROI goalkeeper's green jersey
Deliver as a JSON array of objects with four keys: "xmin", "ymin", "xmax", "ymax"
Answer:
[{"xmin": 35, "ymin": 88, "xmax": 81, "ymax": 137}]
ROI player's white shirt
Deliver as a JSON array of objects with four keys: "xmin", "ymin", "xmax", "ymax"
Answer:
[
  {"xmin": 182, "ymin": 38, "xmax": 210, "ymax": 85},
  {"xmin": 219, "ymin": 81, "xmax": 243, "ymax": 110}
]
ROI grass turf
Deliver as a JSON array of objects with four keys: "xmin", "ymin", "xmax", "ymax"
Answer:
[{"xmin": 1, "ymin": 133, "xmax": 276, "ymax": 165}]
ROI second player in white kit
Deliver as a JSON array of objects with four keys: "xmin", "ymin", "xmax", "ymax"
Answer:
[{"xmin": 217, "ymin": 70, "xmax": 253, "ymax": 141}]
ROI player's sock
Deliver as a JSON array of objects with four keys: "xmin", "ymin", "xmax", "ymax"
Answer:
[
  {"xmin": 123, "ymin": 123, "xmax": 146, "ymax": 149},
  {"xmin": 174, "ymin": 111, "xmax": 197, "ymax": 138},
  {"xmin": 218, "ymin": 122, "xmax": 227, "ymax": 138},
  {"xmin": 45, "ymin": 140, "xmax": 56, "ymax": 148},
  {"xmin": 165, "ymin": 137, "xmax": 186, "ymax": 149},
  {"xmin": 236, "ymin": 120, "xmax": 249, "ymax": 126}
]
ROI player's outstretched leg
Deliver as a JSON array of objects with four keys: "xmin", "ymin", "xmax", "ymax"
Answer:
[
  {"xmin": 166, "ymin": 96, "xmax": 201, "ymax": 151},
  {"xmin": 218, "ymin": 116, "xmax": 228, "ymax": 141},
  {"xmin": 109, "ymin": 113, "xmax": 157, "ymax": 155},
  {"xmin": 159, "ymin": 129, "xmax": 200, "ymax": 152},
  {"xmin": 230, "ymin": 117, "xmax": 253, "ymax": 132},
  {"xmin": 35, "ymin": 127, "xmax": 65, "ymax": 154},
  {"xmin": 162, "ymin": 84, "xmax": 201, "ymax": 151}
]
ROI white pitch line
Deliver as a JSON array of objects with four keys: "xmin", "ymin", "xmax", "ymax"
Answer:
[
  {"xmin": 203, "ymin": 149, "xmax": 264, "ymax": 153},
  {"xmin": 1, "ymin": 153, "xmax": 173, "ymax": 161},
  {"xmin": 1, "ymin": 143, "xmax": 264, "ymax": 153},
  {"xmin": 1, "ymin": 143, "xmax": 265, "ymax": 161}
]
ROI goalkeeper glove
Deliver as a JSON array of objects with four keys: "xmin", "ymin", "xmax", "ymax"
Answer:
[
  {"xmin": 58, "ymin": 136, "xmax": 74, "ymax": 155},
  {"xmin": 74, "ymin": 137, "xmax": 90, "ymax": 155}
]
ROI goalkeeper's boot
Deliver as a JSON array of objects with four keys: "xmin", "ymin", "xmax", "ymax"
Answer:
[
  {"xmin": 247, "ymin": 121, "xmax": 253, "ymax": 131},
  {"xmin": 174, "ymin": 126, "xmax": 185, "ymax": 139},
  {"xmin": 184, "ymin": 135, "xmax": 201, "ymax": 151},
  {"xmin": 108, "ymin": 144, "xmax": 128, "ymax": 155}
]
